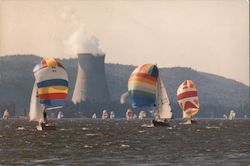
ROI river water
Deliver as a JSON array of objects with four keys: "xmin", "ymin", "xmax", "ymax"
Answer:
[{"xmin": 0, "ymin": 119, "xmax": 249, "ymax": 165}]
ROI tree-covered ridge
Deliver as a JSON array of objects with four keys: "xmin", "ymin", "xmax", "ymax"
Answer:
[{"xmin": 0, "ymin": 55, "xmax": 249, "ymax": 118}]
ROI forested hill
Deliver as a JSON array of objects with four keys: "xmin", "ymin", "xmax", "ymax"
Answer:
[{"xmin": 0, "ymin": 55, "xmax": 249, "ymax": 118}]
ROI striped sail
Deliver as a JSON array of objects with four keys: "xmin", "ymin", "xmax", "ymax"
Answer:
[
  {"xmin": 126, "ymin": 108, "xmax": 133, "ymax": 120},
  {"xmin": 128, "ymin": 64, "xmax": 158, "ymax": 108},
  {"xmin": 34, "ymin": 58, "xmax": 69, "ymax": 107},
  {"xmin": 177, "ymin": 80, "xmax": 199, "ymax": 118}
]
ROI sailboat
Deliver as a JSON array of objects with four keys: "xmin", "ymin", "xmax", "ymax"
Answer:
[
  {"xmin": 228, "ymin": 110, "xmax": 236, "ymax": 120},
  {"xmin": 152, "ymin": 77, "xmax": 172, "ymax": 126},
  {"xmin": 57, "ymin": 111, "xmax": 64, "ymax": 119},
  {"xmin": 29, "ymin": 58, "xmax": 69, "ymax": 131},
  {"xmin": 128, "ymin": 64, "xmax": 172, "ymax": 126},
  {"xmin": 138, "ymin": 111, "xmax": 146, "ymax": 119},
  {"xmin": 223, "ymin": 114, "xmax": 228, "ymax": 119},
  {"xmin": 110, "ymin": 111, "xmax": 115, "ymax": 119},
  {"xmin": 102, "ymin": 110, "xmax": 108, "ymax": 119},
  {"xmin": 126, "ymin": 108, "xmax": 133, "ymax": 120},
  {"xmin": 92, "ymin": 113, "xmax": 97, "ymax": 119},
  {"xmin": 177, "ymin": 80, "xmax": 200, "ymax": 125},
  {"xmin": 2, "ymin": 109, "xmax": 10, "ymax": 119}
]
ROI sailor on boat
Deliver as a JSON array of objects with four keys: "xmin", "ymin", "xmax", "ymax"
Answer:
[
  {"xmin": 43, "ymin": 111, "xmax": 48, "ymax": 124},
  {"xmin": 152, "ymin": 115, "xmax": 171, "ymax": 127},
  {"xmin": 40, "ymin": 105, "xmax": 48, "ymax": 126},
  {"xmin": 39, "ymin": 105, "xmax": 56, "ymax": 130}
]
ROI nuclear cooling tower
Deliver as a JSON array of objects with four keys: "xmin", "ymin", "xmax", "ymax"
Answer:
[{"xmin": 72, "ymin": 53, "xmax": 111, "ymax": 104}]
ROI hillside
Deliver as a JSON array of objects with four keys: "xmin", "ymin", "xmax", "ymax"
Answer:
[{"xmin": 0, "ymin": 55, "xmax": 249, "ymax": 118}]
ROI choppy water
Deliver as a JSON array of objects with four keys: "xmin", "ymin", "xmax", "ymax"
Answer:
[{"xmin": 0, "ymin": 119, "xmax": 249, "ymax": 166}]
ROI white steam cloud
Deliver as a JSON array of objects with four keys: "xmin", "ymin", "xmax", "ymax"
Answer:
[
  {"xmin": 64, "ymin": 25, "xmax": 103, "ymax": 56},
  {"xmin": 62, "ymin": 8, "xmax": 103, "ymax": 57}
]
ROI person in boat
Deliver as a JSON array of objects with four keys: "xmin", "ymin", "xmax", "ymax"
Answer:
[
  {"xmin": 40, "ymin": 105, "xmax": 48, "ymax": 125},
  {"xmin": 41, "ymin": 110, "xmax": 55, "ymax": 128},
  {"xmin": 43, "ymin": 111, "xmax": 48, "ymax": 124}
]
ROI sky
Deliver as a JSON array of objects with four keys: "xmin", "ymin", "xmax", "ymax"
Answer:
[{"xmin": 0, "ymin": 0, "xmax": 249, "ymax": 86}]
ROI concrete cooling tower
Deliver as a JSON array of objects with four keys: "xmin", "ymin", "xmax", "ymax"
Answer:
[{"xmin": 72, "ymin": 53, "xmax": 111, "ymax": 104}]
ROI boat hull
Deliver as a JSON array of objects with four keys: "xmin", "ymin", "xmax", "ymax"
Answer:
[
  {"xmin": 183, "ymin": 119, "xmax": 198, "ymax": 125},
  {"xmin": 152, "ymin": 120, "xmax": 170, "ymax": 127},
  {"xmin": 37, "ymin": 122, "xmax": 56, "ymax": 131}
]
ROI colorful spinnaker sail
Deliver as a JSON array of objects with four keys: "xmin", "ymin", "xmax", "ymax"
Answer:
[
  {"xmin": 34, "ymin": 58, "xmax": 69, "ymax": 107},
  {"xmin": 177, "ymin": 80, "xmax": 199, "ymax": 118},
  {"xmin": 126, "ymin": 108, "xmax": 133, "ymax": 120},
  {"xmin": 2, "ymin": 110, "xmax": 10, "ymax": 119},
  {"xmin": 128, "ymin": 64, "xmax": 158, "ymax": 108}
]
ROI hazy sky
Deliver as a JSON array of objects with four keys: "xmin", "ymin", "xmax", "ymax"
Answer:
[{"xmin": 0, "ymin": 0, "xmax": 249, "ymax": 86}]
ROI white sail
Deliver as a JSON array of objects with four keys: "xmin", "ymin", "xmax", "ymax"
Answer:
[
  {"xmin": 139, "ymin": 111, "xmax": 146, "ymax": 119},
  {"xmin": 156, "ymin": 77, "xmax": 172, "ymax": 119},
  {"xmin": 110, "ymin": 111, "xmax": 115, "ymax": 119},
  {"xmin": 223, "ymin": 114, "xmax": 228, "ymax": 119},
  {"xmin": 102, "ymin": 110, "xmax": 108, "ymax": 119},
  {"xmin": 57, "ymin": 111, "xmax": 64, "ymax": 119},
  {"xmin": 229, "ymin": 110, "xmax": 236, "ymax": 120},
  {"xmin": 92, "ymin": 113, "xmax": 97, "ymax": 119},
  {"xmin": 120, "ymin": 91, "xmax": 129, "ymax": 104},
  {"xmin": 29, "ymin": 83, "xmax": 43, "ymax": 122}
]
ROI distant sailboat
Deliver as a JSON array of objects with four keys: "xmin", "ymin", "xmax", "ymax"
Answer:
[
  {"xmin": 223, "ymin": 114, "xmax": 228, "ymax": 119},
  {"xmin": 177, "ymin": 80, "xmax": 200, "ymax": 125},
  {"xmin": 92, "ymin": 113, "xmax": 97, "ymax": 119},
  {"xmin": 126, "ymin": 108, "xmax": 133, "ymax": 120},
  {"xmin": 29, "ymin": 58, "xmax": 69, "ymax": 130},
  {"xmin": 102, "ymin": 110, "xmax": 108, "ymax": 119},
  {"xmin": 2, "ymin": 109, "xmax": 10, "ymax": 119},
  {"xmin": 128, "ymin": 64, "xmax": 172, "ymax": 126},
  {"xmin": 228, "ymin": 110, "xmax": 236, "ymax": 120},
  {"xmin": 57, "ymin": 111, "xmax": 64, "ymax": 119},
  {"xmin": 110, "ymin": 111, "xmax": 115, "ymax": 119},
  {"xmin": 152, "ymin": 77, "xmax": 172, "ymax": 126},
  {"xmin": 138, "ymin": 111, "xmax": 146, "ymax": 119}
]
